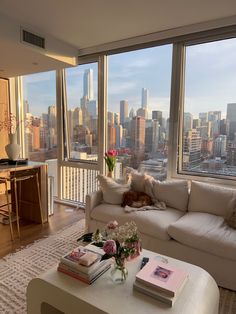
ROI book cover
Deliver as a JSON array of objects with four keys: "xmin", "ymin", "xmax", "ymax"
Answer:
[
  {"xmin": 57, "ymin": 264, "xmax": 111, "ymax": 284},
  {"xmin": 60, "ymin": 246, "xmax": 102, "ymax": 274},
  {"xmin": 58, "ymin": 259, "xmax": 111, "ymax": 280},
  {"xmin": 135, "ymin": 259, "xmax": 188, "ymax": 297},
  {"xmin": 133, "ymin": 281, "xmax": 177, "ymax": 306}
]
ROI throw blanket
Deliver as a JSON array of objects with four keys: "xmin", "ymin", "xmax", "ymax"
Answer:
[{"xmin": 124, "ymin": 201, "xmax": 166, "ymax": 213}]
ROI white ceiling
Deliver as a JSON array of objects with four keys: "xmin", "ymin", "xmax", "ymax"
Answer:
[{"xmin": 1, "ymin": 0, "xmax": 236, "ymax": 77}]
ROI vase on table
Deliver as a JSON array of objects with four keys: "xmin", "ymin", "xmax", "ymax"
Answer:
[
  {"xmin": 110, "ymin": 258, "xmax": 128, "ymax": 284},
  {"xmin": 107, "ymin": 171, "xmax": 113, "ymax": 178},
  {"xmin": 5, "ymin": 133, "xmax": 20, "ymax": 160},
  {"xmin": 125, "ymin": 240, "xmax": 142, "ymax": 260}
]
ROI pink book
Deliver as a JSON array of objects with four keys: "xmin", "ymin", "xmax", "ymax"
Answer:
[{"xmin": 136, "ymin": 259, "xmax": 188, "ymax": 297}]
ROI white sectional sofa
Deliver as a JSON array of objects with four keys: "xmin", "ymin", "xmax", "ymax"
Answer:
[{"xmin": 86, "ymin": 175, "xmax": 236, "ymax": 290}]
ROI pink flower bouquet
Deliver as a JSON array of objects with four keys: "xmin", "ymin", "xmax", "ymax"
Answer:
[{"xmin": 104, "ymin": 150, "xmax": 117, "ymax": 172}]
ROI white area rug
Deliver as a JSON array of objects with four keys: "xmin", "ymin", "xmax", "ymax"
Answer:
[
  {"xmin": 0, "ymin": 219, "xmax": 85, "ymax": 314},
  {"xmin": 0, "ymin": 218, "xmax": 235, "ymax": 314}
]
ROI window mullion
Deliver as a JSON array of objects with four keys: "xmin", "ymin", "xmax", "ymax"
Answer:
[{"xmin": 168, "ymin": 43, "xmax": 185, "ymax": 179}]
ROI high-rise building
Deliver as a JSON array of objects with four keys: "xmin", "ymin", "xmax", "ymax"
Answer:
[
  {"xmin": 115, "ymin": 124, "xmax": 123, "ymax": 148},
  {"xmin": 152, "ymin": 111, "xmax": 162, "ymax": 126},
  {"xmin": 83, "ymin": 69, "xmax": 94, "ymax": 100},
  {"xmin": 73, "ymin": 107, "xmax": 83, "ymax": 127},
  {"xmin": 184, "ymin": 112, "xmax": 193, "ymax": 132},
  {"xmin": 48, "ymin": 105, "xmax": 57, "ymax": 149},
  {"xmin": 201, "ymin": 138, "xmax": 213, "ymax": 157},
  {"xmin": 214, "ymin": 135, "xmax": 227, "ymax": 157},
  {"xmin": 193, "ymin": 119, "xmax": 200, "ymax": 129},
  {"xmin": 108, "ymin": 112, "xmax": 114, "ymax": 125},
  {"xmin": 208, "ymin": 111, "xmax": 221, "ymax": 122},
  {"xmin": 131, "ymin": 116, "xmax": 146, "ymax": 154},
  {"xmin": 137, "ymin": 107, "xmax": 148, "ymax": 119},
  {"xmin": 226, "ymin": 103, "xmax": 236, "ymax": 141},
  {"xmin": 141, "ymin": 88, "xmax": 149, "ymax": 109},
  {"xmin": 114, "ymin": 113, "xmax": 120, "ymax": 125},
  {"xmin": 129, "ymin": 108, "xmax": 135, "ymax": 119},
  {"xmin": 183, "ymin": 129, "xmax": 201, "ymax": 170},
  {"xmin": 120, "ymin": 100, "xmax": 128, "ymax": 125},
  {"xmin": 32, "ymin": 126, "xmax": 40, "ymax": 150},
  {"xmin": 228, "ymin": 143, "xmax": 236, "ymax": 166},
  {"xmin": 220, "ymin": 119, "xmax": 227, "ymax": 135},
  {"xmin": 48, "ymin": 105, "xmax": 57, "ymax": 129},
  {"xmin": 199, "ymin": 112, "xmax": 208, "ymax": 125},
  {"xmin": 108, "ymin": 124, "xmax": 116, "ymax": 149},
  {"xmin": 87, "ymin": 100, "xmax": 97, "ymax": 118}
]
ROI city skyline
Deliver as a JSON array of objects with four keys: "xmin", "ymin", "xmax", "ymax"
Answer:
[{"xmin": 23, "ymin": 37, "xmax": 236, "ymax": 119}]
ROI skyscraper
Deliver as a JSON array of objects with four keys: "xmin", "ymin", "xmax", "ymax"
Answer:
[
  {"xmin": 83, "ymin": 69, "xmax": 94, "ymax": 100},
  {"xmin": 115, "ymin": 124, "xmax": 123, "ymax": 148},
  {"xmin": 108, "ymin": 124, "xmax": 116, "ymax": 149},
  {"xmin": 141, "ymin": 88, "xmax": 149, "ymax": 109},
  {"xmin": 184, "ymin": 112, "xmax": 193, "ymax": 132},
  {"xmin": 120, "ymin": 100, "xmax": 128, "ymax": 125},
  {"xmin": 131, "ymin": 116, "xmax": 146, "ymax": 154},
  {"xmin": 108, "ymin": 112, "xmax": 114, "ymax": 125},
  {"xmin": 152, "ymin": 110, "xmax": 162, "ymax": 126},
  {"xmin": 183, "ymin": 129, "xmax": 201, "ymax": 170},
  {"xmin": 226, "ymin": 103, "xmax": 236, "ymax": 141},
  {"xmin": 214, "ymin": 135, "xmax": 227, "ymax": 157},
  {"xmin": 137, "ymin": 107, "xmax": 148, "ymax": 119}
]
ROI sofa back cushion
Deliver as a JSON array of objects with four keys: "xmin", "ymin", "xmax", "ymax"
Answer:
[
  {"xmin": 188, "ymin": 181, "xmax": 236, "ymax": 218},
  {"xmin": 125, "ymin": 168, "xmax": 155, "ymax": 198},
  {"xmin": 97, "ymin": 174, "xmax": 130, "ymax": 205},
  {"xmin": 153, "ymin": 180, "xmax": 189, "ymax": 212}
]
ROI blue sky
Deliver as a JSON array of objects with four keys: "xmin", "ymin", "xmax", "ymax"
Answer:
[{"xmin": 23, "ymin": 37, "xmax": 236, "ymax": 119}]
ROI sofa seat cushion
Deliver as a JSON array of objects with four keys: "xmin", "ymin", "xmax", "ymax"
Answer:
[
  {"xmin": 90, "ymin": 204, "xmax": 184, "ymax": 241},
  {"xmin": 168, "ymin": 212, "xmax": 236, "ymax": 261}
]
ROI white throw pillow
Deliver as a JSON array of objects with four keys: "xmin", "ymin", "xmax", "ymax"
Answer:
[
  {"xmin": 97, "ymin": 174, "xmax": 130, "ymax": 205},
  {"xmin": 126, "ymin": 168, "xmax": 154, "ymax": 195},
  {"xmin": 188, "ymin": 181, "xmax": 236, "ymax": 218},
  {"xmin": 153, "ymin": 180, "xmax": 189, "ymax": 211}
]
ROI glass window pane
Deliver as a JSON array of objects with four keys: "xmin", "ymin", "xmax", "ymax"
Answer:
[
  {"xmin": 65, "ymin": 63, "xmax": 98, "ymax": 161},
  {"xmin": 182, "ymin": 38, "xmax": 236, "ymax": 177},
  {"xmin": 22, "ymin": 71, "xmax": 57, "ymax": 161},
  {"xmin": 107, "ymin": 45, "xmax": 172, "ymax": 180}
]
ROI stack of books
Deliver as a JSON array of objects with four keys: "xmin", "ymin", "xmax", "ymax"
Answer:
[
  {"xmin": 58, "ymin": 245, "xmax": 111, "ymax": 284},
  {"xmin": 134, "ymin": 259, "xmax": 188, "ymax": 306}
]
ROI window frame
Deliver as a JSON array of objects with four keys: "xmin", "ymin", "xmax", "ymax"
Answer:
[
  {"xmin": 16, "ymin": 25, "xmax": 236, "ymax": 194},
  {"xmin": 168, "ymin": 33, "xmax": 236, "ymax": 186},
  {"xmin": 58, "ymin": 55, "xmax": 107, "ymax": 175}
]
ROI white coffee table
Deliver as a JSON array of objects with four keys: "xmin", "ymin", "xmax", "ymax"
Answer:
[{"xmin": 27, "ymin": 248, "xmax": 219, "ymax": 314}]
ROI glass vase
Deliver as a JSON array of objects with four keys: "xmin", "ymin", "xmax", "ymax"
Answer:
[
  {"xmin": 107, "ymin": 171, "xmax": 113, "ymax": 178},
  {"xmin": 110, "ymin": 259, "xmax": 128, "ymax": 284}
]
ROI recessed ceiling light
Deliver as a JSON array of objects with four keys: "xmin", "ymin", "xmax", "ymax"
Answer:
[{"xmin": 32, "ymin": 62, "xmax": 38, "ymax": 66}]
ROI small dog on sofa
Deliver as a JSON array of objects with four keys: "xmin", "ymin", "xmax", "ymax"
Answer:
[{"xmin": 121, "ymin": 190, "xmax": 153, "ymax": 208}]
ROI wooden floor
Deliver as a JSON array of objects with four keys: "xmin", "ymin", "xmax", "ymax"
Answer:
[{"xmin": 0, "ymin": 201, "xmax": 85, "ymax": 258}]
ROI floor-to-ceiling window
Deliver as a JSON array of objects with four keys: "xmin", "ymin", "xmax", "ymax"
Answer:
[
  {"xmin": 61, "ymin": 61, "xmax": 100, "ymax": 202},
  {"xmin": 107, "ymin": 45, "xmax": 172, "ymax": 180},
  {"xmin": 22, "ymin": 70, "xmax": 58, "ymax": 198},
  {"xmin": 179, "ymin": 37, "xmax": 236, "ymax": 179}
]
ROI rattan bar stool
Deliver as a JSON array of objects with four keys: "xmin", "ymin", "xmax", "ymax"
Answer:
[{"xmin": 0, "ymin": 169, "xmax": 43, "ymax": 240}]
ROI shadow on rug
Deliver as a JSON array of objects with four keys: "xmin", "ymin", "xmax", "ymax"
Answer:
[{"xmin": 0, "ymin": 219, "xmax": 85, "ymax": 314}]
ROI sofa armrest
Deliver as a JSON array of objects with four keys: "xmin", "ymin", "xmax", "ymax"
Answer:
[{"xmin": 85, "ymin": 190, "xmax": 103, "ymax": 230}]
